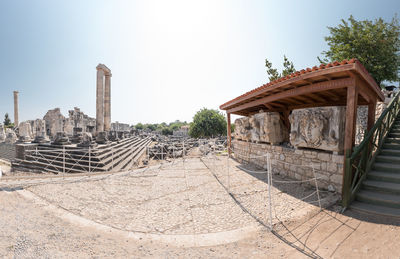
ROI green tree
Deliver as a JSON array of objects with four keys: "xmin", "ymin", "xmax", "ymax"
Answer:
[
  {"xmin": 4, "ymin": 113, "xmax": 11, "ymax": 126},
  {"xmin": 265, "ymin": 55, "xmax": 296, "ymax": 81},
  {"xmin": 319, "ymin": 15, "xmax": 400, "ymax": 86},
  {"xmin": 134, "ymin": 123, "xmax": 144, "ymax": 130},
  {"xmin": 189, "ymin": 108, "xmax": 227, "ymax": 138}
]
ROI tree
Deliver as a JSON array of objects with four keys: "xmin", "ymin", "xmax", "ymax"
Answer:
[
  {"xmin": 4, "ymin": 113, "xmax": 11, "ymax": 126},
  {"xmin": 189, "ymin": 108, "xmax": 227, "ymax": 138},
  {"xmin": 134, "ymin": 123, "xmax": 144, "ymax": 130},
  {"xmin": 265, "ymin": 55, "xmax": 296, "ymax": 81},
  {"xmin": 319, "ymin": 15, "xmax": 400, "ymax": 87}
]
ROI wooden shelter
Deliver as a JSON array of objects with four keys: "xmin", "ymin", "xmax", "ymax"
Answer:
[{"xmin": 220, "ymin": 59, "xmax": 384, "ymax": 193}]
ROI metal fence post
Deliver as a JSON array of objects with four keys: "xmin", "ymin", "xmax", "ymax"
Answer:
[
  {"xmin": 63, "ymin": 146, "xmax": 65, "ymax": 178},
  {"xmin": 88, "ymin": 146, "xmax": 91, "ymax": 173},
  {"xmin": 112, "ymin": 146, "xmax": 114, "ymax": 171},
  {"xmin": 267, "ymin": 152, "xmax": 273, "ymax": 231}
]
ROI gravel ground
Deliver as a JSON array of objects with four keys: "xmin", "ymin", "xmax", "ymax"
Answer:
[{"xmin": 0, "ymin": 156, "xmax": 399, "ymax": 258}]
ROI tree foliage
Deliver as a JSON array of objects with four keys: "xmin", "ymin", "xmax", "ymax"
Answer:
[
  {"xmin": 189, "ymin": 108, "xmax": 226, "ymax": 138},
  {"xmin": 133, "ymin": 120, "xmax": 189, "ymax": 136},
  {"xmin": 319, "ymin": 15, "xmax": 400, "ymax": 86},
  {"xmin": 3, "ymin": 113, "xmax": 11, "ymax": 126},
  {"xmin": 265, "ymin": 55, "xmax": 296, "ymax": 81}
]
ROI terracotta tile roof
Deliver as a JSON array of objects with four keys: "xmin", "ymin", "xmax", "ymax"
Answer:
[{"xmin": 220, "ymin": 58, "xmax": 366, "ymax": 109}]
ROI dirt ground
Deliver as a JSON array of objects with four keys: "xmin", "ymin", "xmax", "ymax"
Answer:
[{"xmin": 0, "ymin": 157, "xmax": 399, "ymax": 258}]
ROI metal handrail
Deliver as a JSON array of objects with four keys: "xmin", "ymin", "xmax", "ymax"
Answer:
[{"xmin": 342, "ymin": 91, "xmax": 400, "ymax": 208}]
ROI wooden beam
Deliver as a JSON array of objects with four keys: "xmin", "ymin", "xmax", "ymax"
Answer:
[
  {"xmin": 227, "ymin": 78, "xmax": 355, "ymax": 113},
  {"xmin": 220, "ymin": 64, "xmax": 355, "ymax": 110},
  {"xmin": 282, "ymin": 110, "xmax": 291, "ymax": 132},
  {"xmin": 227, "ymin": 112, "xmax": 231, "ymax": 157},
  {"xmin": 354, "ymin": 61, "xmax": 384, "ymax": 101},
  {"xmin": 269, "ymin": 102, "xmax": 287, "ymax": 109},
  {"xmin": 347, "ymin": 71, "xmax": 374, "ymax": 103},
  {"xmin": 309, "ymin": 93, "xmax": 329, "ymax": 103},
  {"xmin": 342, "ymin": 85, "xmax": 359, "ymax": 196},
  {"xmin": 288, "ymin": 101, "xmax": 347, "ymax": 110},
  {"xmin": 367, "ymin": 100, "xmax": 377, "ymax": 131}
]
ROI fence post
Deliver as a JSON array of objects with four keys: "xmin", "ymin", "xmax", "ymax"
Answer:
[
  {"xmin": 112, "ymin": 146, "xmax": 114, "ymax": 171},
  {"xmin": 312, "ymin": 163, "xmax": 322, "ymax": 211},
  {"xmin": 88, "ymin": 146, "xmax": 91, "ymax": 173},
  {"xmin": 62, "ymin": 146, "xmax": 65, "ymax": 178},
  {"xmin": 267, "ymin": 153, "xmax": 273, "ymax": 231}
]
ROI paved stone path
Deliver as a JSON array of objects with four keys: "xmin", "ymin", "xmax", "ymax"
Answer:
[{"xmin": 1, "ymin": 157, "xmax": 400, "ymax": 258}]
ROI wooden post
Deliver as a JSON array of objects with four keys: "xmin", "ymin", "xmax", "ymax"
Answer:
[
  {"xmin": 283, "ymin": 109, "xmax": 291, "ymax": 132},
  {"xmin": 367, "ymin": 100, "xmax": 377, "ymax": 131},
  {"xmin": 227, "ymin": 112, "xmax": 232, "ymax": 156},
  {"xmin": 342, "ymin": 84, "xmax": 359, "ymax": 202}
]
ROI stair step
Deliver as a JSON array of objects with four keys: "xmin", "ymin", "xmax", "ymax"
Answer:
[
  {"xmin": 363, "ymin": 180, "xmax": 400, "ymax": 194},
  {"xmin": 380, "ymin": 149, "xmax": 400, "ymax": 156},
  {"xmin": 375, "ymin": 155, "xmax": 400, "ymax": 164},
  {"xmin": 350, "ymin": 201, "xmax": 400, "ymax": 217},
  {"xmin": 368, "ymin": 171, "xmax": 400, "ymax": 183},
  {"xmin": 356, "ymin": 189, "xmax": 400, "ymax": 208},
  {"xmin": 382, "ymin": 143, "xmax": 400, "ymax": 150},
  {"xmin": 372, "ymin": 162, "xmax": 400, "ymax": 172},
  {"xmin": 385, "ymin": 138, "xmax": 400, "ymax": 144},
  {"xmin": 388, "ymin": 133, "xmax": 400, "ymax": 138}
]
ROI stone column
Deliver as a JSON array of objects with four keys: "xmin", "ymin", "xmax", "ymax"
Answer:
[
  {"xmin": 96, "ymin": 68, "xmax": 104, "ymax": 134},
  {"xmin": 13, "ymin": 91, "xmax": 19, "ymax": 127},
  {"xmin": 104, "ymin": 73, "xmax": 111, "ymax": 131}
]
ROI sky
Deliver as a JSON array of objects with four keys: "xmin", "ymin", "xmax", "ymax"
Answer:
[{"xmin": 0, "ymin": 0, "xmax": 399, "ymax": 125}]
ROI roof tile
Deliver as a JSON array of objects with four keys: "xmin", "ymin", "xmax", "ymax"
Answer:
[{"xmin": 220, "ymin": 58, "xmax": 371, "ymax": 109}]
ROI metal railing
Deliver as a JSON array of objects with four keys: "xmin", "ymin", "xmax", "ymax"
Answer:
[{"xmin": 342, "ymin": 91, "xmax": 400, "ymax": 208}]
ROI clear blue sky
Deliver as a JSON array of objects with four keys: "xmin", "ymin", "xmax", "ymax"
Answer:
[{"xmin": 0, "ymin": 0, "xmax": 399, "ymax": 125}]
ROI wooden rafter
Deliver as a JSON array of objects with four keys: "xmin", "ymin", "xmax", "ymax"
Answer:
[{"xmin": 227, "ymin": 77, "xmax": 355, "ymax": 113}]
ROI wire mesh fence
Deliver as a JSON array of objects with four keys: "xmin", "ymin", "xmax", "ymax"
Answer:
[{"xmin": 202, "ymin": 146, "xmax": 338, "ymax": 232}]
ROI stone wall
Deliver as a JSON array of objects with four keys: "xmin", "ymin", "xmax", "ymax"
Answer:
[
  {"xmin": 232, "ymin": 140, "xmax": 344, "ymax": 193},
  {"xmin": 0, "ymin": 143, "xmax": 16, "ymax": 161}
]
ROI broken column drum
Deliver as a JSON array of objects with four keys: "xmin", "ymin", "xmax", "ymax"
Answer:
[
  {"xmin": 18, "ymin": 121, "xmax": 33, "ymax": 142},
  {"xmin": 96, "ymin": 64, "xmax": 112, "ymax": 135}
]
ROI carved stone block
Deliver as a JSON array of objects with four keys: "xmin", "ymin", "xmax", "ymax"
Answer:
[
  {"xmin": 233, "ymin": 117, "xmax": 251, "ymax": 142},
  {"xmin": 289, "ymin": 107, "xmax": 345, "ymax": 152},
  {"xmin": 52, "ymin": 132, "xmax": 71, "ymax": 145},
  {"xmin": 5, "ymin": 129, "xmax": 17, "ymax": 144},
  {"xmin": 32, "ymin": 119, "xmax": 50, "ymax": 143},
  {"xmin": 234, "ymin": 111, "xmax": 287, "ymax": 144},
  {"xmin": 0, "ymin": 125, "xmax": 5, "ymax": 142},
  {"xmin": 18, "ymin": 122, "xmax": 33, "ymax": 142}
]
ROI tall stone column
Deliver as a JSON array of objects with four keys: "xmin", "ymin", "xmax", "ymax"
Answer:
[
  {"xmin": 13, "ymin": 91, "xmax": 19, "ymax": 127},
  {"xmin": 104, "ymin": 74, "xmax": 111, "ymax": 131},
  {"xmin": 96, "ymin": 68, "xmax": 104, "ymax": 134}
]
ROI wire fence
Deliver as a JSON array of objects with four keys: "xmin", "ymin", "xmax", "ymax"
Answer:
[{"xmin": 201, "ymin": 147, "xmax": 337, "ymax": 232}]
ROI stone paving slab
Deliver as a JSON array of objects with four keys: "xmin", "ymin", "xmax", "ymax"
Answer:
[{"xmin": 27, "ymin": 158, "xmax": 260, "ymax": 235}]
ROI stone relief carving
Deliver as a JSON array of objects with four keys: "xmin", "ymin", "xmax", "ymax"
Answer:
[
  {"xmin": 5, "ymin": 128, "xmax": 17, "ymax": 144},
  {"xmin": 289, "ymin": 107, "xmax": 345, "ymax": 152},
  {"xmin": 0, "ymin": 125, "xmax": 5, "ymax": 142},
  {"xmin": 234, "ymin": 111, "xmax": 287, "ymax": 144}
]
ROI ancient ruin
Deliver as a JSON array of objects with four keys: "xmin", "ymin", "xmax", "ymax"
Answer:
[
  {"xmin": 8, "ymin": 64, "xmax": 151, "ymax": 174},
  {"xmin": 289, "ymin": 107, "xmax": 345, "ymax": 153},
  {"xmin": 13, "ymin": 91, "xmax": 19, "ymax": 127},
  {"xmin": 234, "ymin": 111, "xmax": 287, "ymax": 144},
  {"xmin": 220, "ymin": 59, "xmax": 384, "ymax": 194},
  {"xmin": 96, "ymin": 64, "xmax": 112, "ymax": 134}
]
